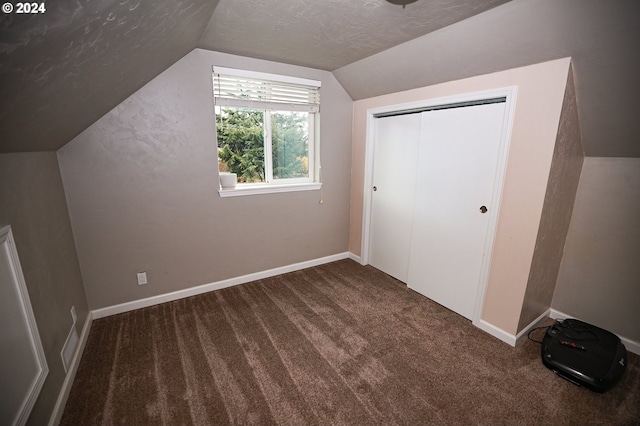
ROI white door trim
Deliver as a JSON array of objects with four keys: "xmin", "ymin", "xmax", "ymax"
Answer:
[
  {"xmin": 361, "ymin": 86, "xmax": 518, "ymax": 326},
  {"xmin": 0, "ymin": 225, "xmax": 49, "ymax": 426}
]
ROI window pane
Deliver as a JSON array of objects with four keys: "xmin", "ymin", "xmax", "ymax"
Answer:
[
  {"xmin": 216, "ymin": 107, "xmax": 265, "ymax": 183},
  {"xmin": 271, "ymin": 111, "xmax": 309, "ymax": 180}
]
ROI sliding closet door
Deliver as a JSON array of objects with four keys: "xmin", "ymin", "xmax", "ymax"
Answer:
[
  {"xmin": 369, "ymin": 114, "xmax": 421, "ymax": 282},
  {"xmin": 407, "ymin": 103, "xmax": 506, "ymax": 320}
]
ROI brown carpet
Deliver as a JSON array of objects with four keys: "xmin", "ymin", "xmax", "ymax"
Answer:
[{"xmin": 62, "ymin": 259, "xmax": 640, "ymax": 425}]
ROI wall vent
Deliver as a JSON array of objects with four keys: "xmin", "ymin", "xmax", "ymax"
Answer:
[{"xmin": 61, "ymin": 308, "xmax": 79, "ymax": 373}]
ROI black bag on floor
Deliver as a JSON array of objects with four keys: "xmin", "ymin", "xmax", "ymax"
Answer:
[{"xmin": 541, "ymin": 319, "xmax": 627, "ymax": 393}]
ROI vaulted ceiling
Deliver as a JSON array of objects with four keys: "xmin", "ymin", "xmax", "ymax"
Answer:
[
  {"xmin": 0, "ymin": 0, "xmax": 219, "ymax": 153},
  {"xmin": 197, "ymin": 0, "xmax": 509, "ymax": 71},
  {"xmin": 1, "ymin": 0, "xmax": 639, "ymax": 156}
]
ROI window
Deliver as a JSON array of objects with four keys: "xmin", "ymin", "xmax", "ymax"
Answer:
[{"xmin": 213, "ymin": 66, "xmax": 321, "ymax": 196}]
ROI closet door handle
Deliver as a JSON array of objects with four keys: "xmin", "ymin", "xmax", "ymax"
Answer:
[
  {"xmin": 479, "ymin": 205, "xmax": 488, "ymax": 214},
  {"xmin": 373, "ymin": 186, "xmax": 377, "ymax": 192}
]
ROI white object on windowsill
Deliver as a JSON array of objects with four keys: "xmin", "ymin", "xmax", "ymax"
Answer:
[{"xmin": 219, "ymin": 172, "xmax": 237, "ymax": 189}]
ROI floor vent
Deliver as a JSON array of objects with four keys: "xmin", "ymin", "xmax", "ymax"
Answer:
[{"xmin": 61, "ymin": 324, "xmax": 79, "ymax": 372}]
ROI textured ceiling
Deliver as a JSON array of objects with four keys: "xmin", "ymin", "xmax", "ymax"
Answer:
[
  {"xmin": 334, "ymin": 0, "xmax": 640, "ymax": 157},
  {"xmin": 197, "ymin": 0, "xmax": 510, "ymax": 71},
  {"xmin": 0, "ymin": 0, "xmax": 218, "ymax": 153},
  {"xmin": 1, "ymin": 0, "xmax": 638, "ymax": 157}
]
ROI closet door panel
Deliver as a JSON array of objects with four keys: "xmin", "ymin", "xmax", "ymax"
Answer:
[
  {"xmin": 408, "ymin": 103, "xmax": 506, "ymax": 319},
  {"xmin": 369, "ymin": 114, "xmax": 421, "ymax": 282}
]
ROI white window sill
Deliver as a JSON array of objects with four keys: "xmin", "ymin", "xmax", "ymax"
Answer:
[{"xmin": 218, "ymin": 182, "xmax": 322, "ymax": 197}]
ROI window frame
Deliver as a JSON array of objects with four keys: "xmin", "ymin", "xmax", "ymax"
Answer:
[{"xmin": 212, "ymin": 66, "xmax": 322, "ymax": 197}]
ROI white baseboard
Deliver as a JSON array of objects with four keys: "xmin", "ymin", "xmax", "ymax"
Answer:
[
  {"xmin": 92, "ymin": 252, "xmax": 354, "ymax": 319},
  {"xmin": 348, "ymin": 252, "xmax": 361, "ymax": 264},
  {"xmin": 515, "ymin": 309, "xmax": 552, "ymax": 343},
  {"xmin": 49, "ymin": 312, "xmax": 93, "ymax": 426},
  {"xmin": 48, "ymin": 253, "xmax": 358, "ymax": 424},
  {"xmin": 474, "ymin": 319, "xmax": 517, "ymax": 347},
  {"xmin": 550, "ymin": 309, "xmax": 640, "ymax": 356},
  {"xmin": 477, "ymin": 309, "xmax": 640, "ymax": 355}
]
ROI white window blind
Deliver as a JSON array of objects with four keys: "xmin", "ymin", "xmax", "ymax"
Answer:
[{"xmin": 213, "ymin": 66, "xmax": 321, "ymax": 113}]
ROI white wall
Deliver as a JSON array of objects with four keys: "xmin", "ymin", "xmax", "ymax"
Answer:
[
  {"xmin": 553, "ymin": 158, "xmax": 640, "ymax": 344},
  {"xmin": 58, "ymin": 49, "xmax": 353, "ymax": 310},
  {"xmin": 0, "ymin": 153, "xmax": 89, "ymax": 425}
]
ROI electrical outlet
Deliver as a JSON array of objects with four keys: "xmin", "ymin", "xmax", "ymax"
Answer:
[
  {"xmin": 137, "ymin": 272, "xmax": 148, "ymax": 285},
  {"xmin": 70, "ymin": 305, "xmax": 77, "ymax": 325}
]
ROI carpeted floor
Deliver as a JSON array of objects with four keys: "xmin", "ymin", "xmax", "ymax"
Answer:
[{"xmin": 62, "ymin": 259, "xmax": 639, "ymax": 425}]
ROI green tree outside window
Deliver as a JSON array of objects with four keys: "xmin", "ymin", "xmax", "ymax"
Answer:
[{"xmin": 217, "ymin": 107, "xmax": 309, "ymax": 183}]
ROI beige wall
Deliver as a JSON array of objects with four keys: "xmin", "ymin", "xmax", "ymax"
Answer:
[
  {"xmin": 517, "ymin": 66, "xmax": 584, "ymax": 332},
  {"xmin": 350, "ymin": 58, "xmax": 570, "ymax": 336},
  {"xmin": 58, "ymin": 49, "xmax": 353, "ymax": 310},
  {"xmin": 553, "ymin": 157, "xmax": 640, "ymax": 343},
  {"xmin": 0, "ymin": 152, "xmax": 89, "ymax": 425}
]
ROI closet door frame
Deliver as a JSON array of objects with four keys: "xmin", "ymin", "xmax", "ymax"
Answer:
[{"xmin": 360, "ymin": 86, "xmax": 517, "ymax": 326}]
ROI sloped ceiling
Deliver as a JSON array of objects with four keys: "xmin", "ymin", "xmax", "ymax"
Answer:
[
  {"xmin": 1, "ymin": 0, "xmax": 639, "ymax": 157},
  {"xmin": 197, "ymin": 0, "xmax": 509, "ymax": 71},
  {"xmin": 333, "ymin": 0, "xmax": 640, "ymax": 157},
  {"xmin": 0, "ymin": 0, "xmax": 219, "ymax": 153}
]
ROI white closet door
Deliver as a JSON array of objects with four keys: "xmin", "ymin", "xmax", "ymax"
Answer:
[
  {"xmin": 369, "ymin": 114, "xmax": 421, "ymax": 282},
  {"xmin": 408, "ymin": 103, "xmax": 506, "ymax": 320}
]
